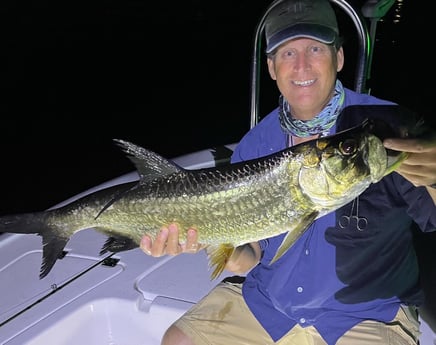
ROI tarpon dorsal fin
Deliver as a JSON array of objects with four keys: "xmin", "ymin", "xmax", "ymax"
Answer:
[
  {"xmin": 269, "ymin": 211, "xmax": 318, "ymax": 265},
  {"xmin": 114, "ymin": 139, "xmax": 183, "ymax": 182}
]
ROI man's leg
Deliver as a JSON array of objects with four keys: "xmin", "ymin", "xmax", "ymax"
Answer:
[{"xmin": 161, "ymin": 278, "xmax": 273, "ymax": 345}]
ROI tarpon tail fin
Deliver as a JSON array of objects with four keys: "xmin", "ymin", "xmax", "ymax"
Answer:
[
  {"xmin": 270, "ymin": 211, "xmax": 318, "ymax": 265},
  {"xmin": 206, "ymin": 243, "xmax": 235, "ymax": 280},
  {"xmin": 0, "ymin": 212, "xmax": 69, "ymax": 279}
]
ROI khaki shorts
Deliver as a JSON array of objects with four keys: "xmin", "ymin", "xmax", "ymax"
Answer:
[{"xmin": 173, "ymin": 277, "xmax": 421, "ymax": 345}]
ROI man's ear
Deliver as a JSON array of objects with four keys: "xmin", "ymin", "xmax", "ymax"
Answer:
[
  {"xmin": 337, "ymin": 47, "xmax": 344, "ymax": 72},
  {"xmin": 267, "ymin": 57, "xmax": 277, "ymax": 80}
]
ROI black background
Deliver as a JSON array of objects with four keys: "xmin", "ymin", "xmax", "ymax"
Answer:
[{"xmin": 0, "ymin": 0, "xmax": 434, "ymax": 213}]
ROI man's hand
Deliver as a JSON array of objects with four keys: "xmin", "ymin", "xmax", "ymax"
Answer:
[
  {"xmin": 140, "ymin": 223, "xmax": 204, "ymax": 257},
  {"xmin": 384, "ymin": 136, "xmax": 436, "ymax": 187}
]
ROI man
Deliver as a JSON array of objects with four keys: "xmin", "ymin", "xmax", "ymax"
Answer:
[{"xmin": 142, "ymin": 0, "xmax": 436, "ymax": 344}]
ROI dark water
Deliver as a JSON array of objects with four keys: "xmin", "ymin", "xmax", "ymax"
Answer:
[{"xmin": 0, "ymin": 0, "xmax": 433, "ymax": 213}]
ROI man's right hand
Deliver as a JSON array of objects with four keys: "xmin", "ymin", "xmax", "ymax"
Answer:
[{"xmin": 140, "ymin": 223, "xmax": 203, "ymax": 257}]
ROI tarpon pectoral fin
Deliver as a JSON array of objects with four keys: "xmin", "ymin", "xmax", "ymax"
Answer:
[
  {"xmin": 206, "ymin": 243, "xmax": 235, "ymax": 280},
  {"xmin": 269, "ymin": 211, "xmax": 318, "ymax": 265},
  {"xmin": 99, "ymin": 234, "xmax": 139, "ymax": 255}
]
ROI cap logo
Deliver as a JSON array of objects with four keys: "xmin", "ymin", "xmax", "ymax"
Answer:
[
  {"xmin": 291, "ymin": 1, "xmax": 313, "ymax": 15},
  {"xmin": 293, "ymin": 1, "xmax": 303, "ymax": 13}
]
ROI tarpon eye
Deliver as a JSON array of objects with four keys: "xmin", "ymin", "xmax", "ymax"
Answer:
[{"xmin": 339, "ymin": 139, "xmax": 357, "ymax": 156}]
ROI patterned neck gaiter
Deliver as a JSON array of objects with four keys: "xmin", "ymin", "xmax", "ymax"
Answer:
[{"xmin": 278, "ymin": 79, "xmax": 345, "ymax": 138}]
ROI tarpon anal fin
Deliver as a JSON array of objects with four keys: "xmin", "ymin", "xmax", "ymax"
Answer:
[
  {"xmin": 270, "ymin": 211, "xmax": 318, "ymax": 265},
  {"xmin": 113, "ymin": 139, "xmax": 184, "ymax": 182}
]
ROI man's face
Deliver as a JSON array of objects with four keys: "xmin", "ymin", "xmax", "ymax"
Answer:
[{"xmin": 267, "ymin": 38, "xmax": 344, "ymax": 120}]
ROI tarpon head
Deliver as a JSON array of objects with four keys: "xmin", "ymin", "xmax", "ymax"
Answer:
[{"xmin": 294, "ymin": 119, "xmax": 409, "ymax": 208}]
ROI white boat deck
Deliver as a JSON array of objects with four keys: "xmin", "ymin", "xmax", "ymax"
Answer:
[{"xmin": 0, "ymin": 229, "xmax": 231, "ymax": 345}]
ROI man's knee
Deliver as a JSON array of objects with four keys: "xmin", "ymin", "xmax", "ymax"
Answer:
[{"xmin": 161, "ymin": 324, "xmax": 194, "ymax": 345}]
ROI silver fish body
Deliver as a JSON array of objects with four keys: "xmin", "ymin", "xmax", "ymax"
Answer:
[{"xmin": 0, "ymin": 119, "xmax": 407, "ymax": 279}]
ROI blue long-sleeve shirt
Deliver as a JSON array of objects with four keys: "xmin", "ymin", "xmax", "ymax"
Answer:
[{"xmin": 231, "ymin": 88, "xmax": 436, "ymax": 345}]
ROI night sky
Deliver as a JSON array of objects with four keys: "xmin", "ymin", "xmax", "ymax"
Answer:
[{"xmin": 0, "ymin": 0, "xmax": 434, "ymax": 213}]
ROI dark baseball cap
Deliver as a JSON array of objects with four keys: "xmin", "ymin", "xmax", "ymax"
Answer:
[{"xmin": 265, "ymin": 0, "xmax": 339, "ymax": 53}]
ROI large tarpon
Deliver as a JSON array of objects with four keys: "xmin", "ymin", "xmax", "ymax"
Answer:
[{"xmin": 0, "ymin": 119, "xmax": 409, "ymax": 279}]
